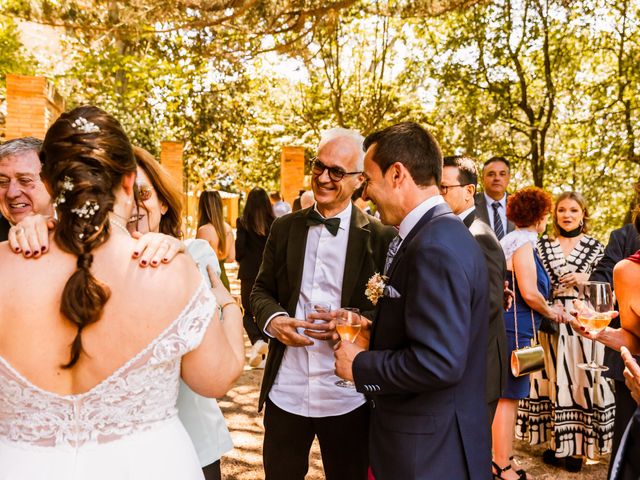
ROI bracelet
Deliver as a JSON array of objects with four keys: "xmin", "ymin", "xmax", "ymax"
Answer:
[{"xmin": 221, "ymin": 301, "xmax": 243, "ymax": 314}]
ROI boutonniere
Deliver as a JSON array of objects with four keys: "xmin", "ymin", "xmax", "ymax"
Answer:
[{"xmin": 365, "ymin": 272, "xmax": 388, "ymax": 305}]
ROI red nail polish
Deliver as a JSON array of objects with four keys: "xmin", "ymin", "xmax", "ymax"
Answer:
[
  {"xmin": 41, "ymin": 246, "xmax": 47, "ymax": 252},
  {"xmin": 141, "ymin": 260, "xmax": 147, "ymax": 266},
  {"xmin": 14, "ymin": 247, "xmax": 20, "ymax": 252},
  {"xmin": 25, "ymin": 251, "xmax": 31, "ymax": 256},
  {"xmin": 151, "ymin": 261, "xmax": 158, "ymax": 266},
  {"xmin": 133, "ymin": 251, "xmax": 140, "ymax": 257},
  {"xmin": 162, "ymin": 258, "xmax": 168, "ymax": 263}
]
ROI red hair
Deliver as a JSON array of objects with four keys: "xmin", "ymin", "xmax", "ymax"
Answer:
[{"xmin": 506, "ymin": 187, "xmax": 553, "ymax": 228}]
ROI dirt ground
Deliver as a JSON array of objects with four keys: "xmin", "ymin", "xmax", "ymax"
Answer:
[{"xmin": 219, "ymin": 264, "xmax": 609, "ymax": 479}]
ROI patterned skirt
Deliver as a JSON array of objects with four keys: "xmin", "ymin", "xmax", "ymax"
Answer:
[{"xmin": 516, "ymin": 322, "xmax": 616, "ymax": 459}]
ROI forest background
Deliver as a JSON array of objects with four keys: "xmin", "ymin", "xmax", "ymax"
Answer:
[{"xmin": 1, "ymin": 0, "xmax": 639, "ymax": 241}]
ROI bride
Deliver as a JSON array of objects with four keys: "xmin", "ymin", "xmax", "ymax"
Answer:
[{"xmin": 0, "ymin": 106, "xmax": 244, "ymax": 479}]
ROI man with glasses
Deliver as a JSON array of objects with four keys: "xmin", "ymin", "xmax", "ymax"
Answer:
[
  {"xmin": 0, "ymin": 137, "xmax": 52, "ymax": 248},
  {"xmin": 441, "ymin": 155, "xmax": 508, "ymax": 427},
  {"xmin": 251, "ymin": 128, "xmax": 395, "ymax": 480}
]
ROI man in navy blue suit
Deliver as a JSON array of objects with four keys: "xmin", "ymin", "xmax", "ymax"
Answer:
[{"xmin": 335, "ymin": 122, "xmax": 491, "ymax": 479}]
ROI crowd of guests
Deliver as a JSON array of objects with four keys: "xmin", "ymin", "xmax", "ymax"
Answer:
[{"xmin": 1, "ymin": 108, "xmax": 640, "ymax": 480}]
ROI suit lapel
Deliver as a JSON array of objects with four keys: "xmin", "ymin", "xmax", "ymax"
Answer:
[
  {"xmin": 341, "ymin": 207, "xmax": 370, "ymax": 307},
  {"xmin": 463, "ymin": 210, "xmax": 476, "ymax": 228},
  {"xmin": 286, "ymin": 213, "xmax": 310, "ymax": 314}
]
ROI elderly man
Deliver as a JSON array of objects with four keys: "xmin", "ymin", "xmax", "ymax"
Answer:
[
  {"xmin": 251, "ymin": 128, "xmax": 394, "ymax": 480},
  {"xmin": 0, "ymin": 137, "xmax": 182, "ymax": 265},
  {"xmin": 335, "ymin": 122, "xmax": 491, "ymax": 479},
  {"xmin": 474, "ymin": 156, "xmax": 515, "ymax": 239},
  {"xmin": 441, "ymin": 155, "xmax": 508, "ymax": 425}
]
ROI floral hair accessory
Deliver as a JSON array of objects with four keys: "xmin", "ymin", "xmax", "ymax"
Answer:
[
  {"xmin": 53, "ymin": 176, "xmax": 74, "ymax": 208},
  {"xmin": 365, "ymin": 272, "xmax": 388, "ymax": 306},
  {"xmin": 71, "ymin": 116, "xmax": 100, "ymax": 134},
  {"xmin": 71, "ymin": 200, "xmax": 100, "ymax": 219}
]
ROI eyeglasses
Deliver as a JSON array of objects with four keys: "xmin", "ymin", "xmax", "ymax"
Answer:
[
  {"xmin": 136, "ymin": 183, "xmax": 154, "ymax": 202},
  {"xmin": 311, "ymin": 158, "xmax": 363, "ymax": 182},
  {"xmin": 439, "ymin": 184, "xmax": 470, "ymax": 194}
]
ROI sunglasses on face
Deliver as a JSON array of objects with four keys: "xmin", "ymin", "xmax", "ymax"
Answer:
[
  {"xmin": 311, "ymin": 158, "xmax": 363, "ymax": 182},
  {"xmin": 136, "ymin": 183, "xmax": 154, "ymax": 202}
]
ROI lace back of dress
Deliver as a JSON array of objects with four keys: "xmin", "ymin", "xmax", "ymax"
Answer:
[{"xmin": 0, "ymin": 282, "xmax": 215, "ymax": 449}]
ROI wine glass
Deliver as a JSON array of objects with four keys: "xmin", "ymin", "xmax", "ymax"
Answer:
[
  {"xmin": 576, "ymin": 281, "xmax": 614, "ymax": 372},
  {"xmin": 335, "ymin": 307, "xmax": 361, "ymax": 389}
]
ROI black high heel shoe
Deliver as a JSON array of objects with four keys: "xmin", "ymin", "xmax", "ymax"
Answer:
[{"xmin": 492, "ymin": 461, "xmax": 527, "ymax": 479}]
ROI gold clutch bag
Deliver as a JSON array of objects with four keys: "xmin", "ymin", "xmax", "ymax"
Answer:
[
  {"xmin": 510, "ymin": 270, "xmax": 546, "ymax": 378},
  {"xmin": 511, "ymin": 341, "xmax": 545, "ymax": 377}
]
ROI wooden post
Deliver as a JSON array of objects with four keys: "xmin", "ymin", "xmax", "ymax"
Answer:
[
  {"xmin": 280, "ymin": 146, "xmax": 305, "ymax": 205},
  {"xmin": 5, "ymin": 74, "xmax": 65, "ymax": 140}
]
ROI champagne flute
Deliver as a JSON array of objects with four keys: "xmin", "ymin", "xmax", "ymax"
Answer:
[
  {"xmin": 576, "ymin": 281, "xmax": 614, "ymax": 372},
  {"xmin": 335, "ymin": 307, "xmax": 361, "ymax": 389}
]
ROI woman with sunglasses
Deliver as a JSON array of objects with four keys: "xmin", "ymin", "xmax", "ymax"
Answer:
[
  {"xmin": 197, "ymin": 191, "xmax": 235, "ymax": 290},
  {"xmin": 134, "ymin": 147, "xmax": 237, "ymax": 480}
]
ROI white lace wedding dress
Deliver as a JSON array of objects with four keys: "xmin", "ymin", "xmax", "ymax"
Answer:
[{"xmin": 0, "ymin": 282, "xmax": 215, "ymax": 480}]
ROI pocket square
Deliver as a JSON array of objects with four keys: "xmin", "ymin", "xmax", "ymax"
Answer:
[{"xmin": 383, "ymin": 285, "xmax": 402, "ymax": 299}]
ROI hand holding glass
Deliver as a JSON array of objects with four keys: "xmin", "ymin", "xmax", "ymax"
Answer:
[
  {"xmin": 303, "ymin": 301, "xmax": 332, "ymax": 334},
  {"xmin": 335, "ymin": 308, "xmax": 361, "ymax": 389},
  {"xmin": 576, "ymin": 281, "xmax": 614, "ymax": 372}
]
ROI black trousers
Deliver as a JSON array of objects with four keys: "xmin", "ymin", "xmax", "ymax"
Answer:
[
  {"xmin": 240, "ymin": 278, "xmax": 267, "ymax": 345},
  {"xmin": 202, "ymin": 460, "xmax": 221, "ymax": 480},
  {"xmin": 263, "ymin": 398, "xmax": 369, "ymax": 480},
  {"xmin": 608, "ymin": 380, "xmax": 638, "ymax": 477}
]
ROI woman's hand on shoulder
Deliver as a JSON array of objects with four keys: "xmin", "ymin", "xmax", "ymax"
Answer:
[
  {"xmin": 130, "ymin": 231, "xmax": 185, "ymax": 267},
  {"xmin": 7, "ymin": 214, "xmax": 55, "ymax": 257}
]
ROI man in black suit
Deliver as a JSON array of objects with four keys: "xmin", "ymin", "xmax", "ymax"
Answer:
[
  {"xmin": 251, "ymin": 128, "xmax": 395, "ymax": 480},
  {"xmin": 474, "ymin": 156, "xmax": 515, "ymax": 239},
  {"xmin": 441, "ymin": 155, "xmax": 508, "ymax": 425},
  {"xmin": 335, "ymin": 122, "xmax": 491, "ymax": 479}
]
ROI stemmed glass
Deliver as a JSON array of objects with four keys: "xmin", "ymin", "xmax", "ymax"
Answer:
[
  {"xmin": 335, "ymin": 307, "xmax": 362, "ymax": 389},
  {"xmin": 576, "ymin": 281, "xmax": 614, "ymax": 372}
]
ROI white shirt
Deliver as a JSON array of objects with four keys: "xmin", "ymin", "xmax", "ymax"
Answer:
[
  {"xmin": 397, "ymin": 195, "xmax": 446, "ymax": 246},
  {"xmin": 268, "ymin": 203, "xmax": 365, "ymax": 417},
  {"xmin": 484, "ymin": 192, "xmax": 507, "ymax": 232},
  {"xmin": 458, "ymin": 205, "xmax": 476, "ymax": 223}
]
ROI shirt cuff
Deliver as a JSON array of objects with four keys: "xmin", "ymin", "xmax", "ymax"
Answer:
[{"xmin": 263, "ymin": 311, "xmax": 288, "ymax": 338}]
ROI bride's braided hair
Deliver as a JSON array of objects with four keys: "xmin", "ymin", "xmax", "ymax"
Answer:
[{"xmin": 40, "ymin": 106, "xmax": 137, "ymax": 368}]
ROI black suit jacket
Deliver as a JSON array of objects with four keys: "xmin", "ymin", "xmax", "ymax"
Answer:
[
  {"xmin": 590, "ymin": 223, "xmax": 640, "ymax": 380},
  {"xmin": 250, "ymin": 205, "xmax": 395, "ymax": 412},
  {"xmin": 0, "ymin": 215, "xmax": 9, "ymax": 242},
  {"xmin": 235, "ymin": 220, "xmax": 269, "ymax": 280},
  {"xmin": 474, "ymin": 192, "xmax": 515, "ymax": 235},
  {"xmin": 464, "ymin": 210, "xmax": 508, "ymax": 405},
  {"xmin": 352, "ymin": 203, "xmax": 491, "ymax": 480}
]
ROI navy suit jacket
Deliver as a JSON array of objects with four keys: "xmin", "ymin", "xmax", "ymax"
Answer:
[{"xmin": 352, "ymin": 203, "xmax": 491, "ymax": 480}]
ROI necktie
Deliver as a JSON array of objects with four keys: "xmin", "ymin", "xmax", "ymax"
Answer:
[
  {"xmin": 306, "ymin": 210, "xmax": 341, "ymax": 236},
  {"xmin": 492, "ymin": 201, "xmax": 505, "ymax": 240},
  {"xmin": 384, "ymin": 235, "xmax": 402, "ymax": 275}
]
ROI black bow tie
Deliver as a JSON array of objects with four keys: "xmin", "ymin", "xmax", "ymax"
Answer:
[{"xmin": 306, "ymin": 210, "xmax": 341, "ymax": 236}]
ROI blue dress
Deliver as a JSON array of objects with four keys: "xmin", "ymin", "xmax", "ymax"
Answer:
[{"xmin": 502, "ymin": 248, "xmax": 551, "ymax": 399}]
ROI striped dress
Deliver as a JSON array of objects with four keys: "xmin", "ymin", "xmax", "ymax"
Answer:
[{"xmin": 516, "ymin": 234, "xmax": 614, "ymax": 459}]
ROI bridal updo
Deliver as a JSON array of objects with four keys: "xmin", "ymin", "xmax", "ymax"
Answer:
[{"xmin": 40, "ymin": 105, "xmax": 137, "ymax": 368}]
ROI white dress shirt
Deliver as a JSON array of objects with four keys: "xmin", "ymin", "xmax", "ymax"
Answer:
[
  {"xmin": 269, "ymin": 203, "xmax": 365, "ymax": 417},
  {"xmin": 458, "ymin": 205, "xmax": 476, "ymax": 223},
  {"xmin": 484, "ymin": 192, "xmax": 507, "ymax": 232},
  {"xmin": 397, "ymin": 195, "xmax": 446, "ymax": 246}
]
